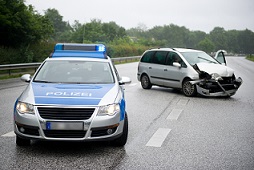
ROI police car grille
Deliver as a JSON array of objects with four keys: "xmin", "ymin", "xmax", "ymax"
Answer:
[{"xmin": 37, "ymin": 107, "xmax": 95, "ymax": 120}]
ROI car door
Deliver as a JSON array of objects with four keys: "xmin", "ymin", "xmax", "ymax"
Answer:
[
  {"xmin": 163, "ymin": 51, "xmax": 186, "ymax": 88},
  {"xmin": 148, "ymin": 51, "xmax": 168, "ymax": 86},
  {"xmin": 214, "ymin": 50, "xmax": 227, "ymax": 65}
]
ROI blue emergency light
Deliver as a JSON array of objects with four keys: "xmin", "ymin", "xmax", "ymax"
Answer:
[{"xmin": 51, "ymin": 43, "xmax": 107, "ymax": 59}]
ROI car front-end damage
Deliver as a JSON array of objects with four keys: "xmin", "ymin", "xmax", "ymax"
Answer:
[{"xmin": 190, "ymin": 63, "xmax": 242, "ymax": 97}]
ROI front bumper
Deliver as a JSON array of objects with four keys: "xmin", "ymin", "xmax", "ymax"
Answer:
[
  {"xmin": 191, "ymin": 77, "xmax": 242, "ymax": 97},
  {"xmin": 14, "ymin": 106, "xmax": 124, "ymax": 141}
]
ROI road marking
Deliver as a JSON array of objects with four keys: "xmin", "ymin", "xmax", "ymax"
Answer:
[
  {"xmin": 177, "ymin": 99, "xmax": 189, "ymax": 105},
  {"xmin": 129, "ymin": 83, "xmax": 137, "ymax": 87},
  {"xmin": 2, "ymin": 131, "xmax": 16, "ymax": 137},
  {"xmin": 146, "ymin": 128, "xmax": 171, "ymax": 147},
  {"xmin": 167, "ymin": 109, "xmax": 183, "ymax": 120}
]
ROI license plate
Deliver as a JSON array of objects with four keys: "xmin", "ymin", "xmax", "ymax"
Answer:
[{"xmin": 46, "ymin": 122, "xmax": 84, "ymax": 130}]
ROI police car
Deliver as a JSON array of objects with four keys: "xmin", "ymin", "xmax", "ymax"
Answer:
[{"xmin": 14, "ymin": 43, "xmax": 131, "ymax": 146}]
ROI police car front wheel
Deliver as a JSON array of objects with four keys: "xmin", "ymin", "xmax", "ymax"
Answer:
[{"xmin": 111, "ymin": 113, "xmax": 128, "ymax": 147}]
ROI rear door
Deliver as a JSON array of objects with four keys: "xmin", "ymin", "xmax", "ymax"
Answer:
[{"xmin": 149, "ymin": 51, "xmax": 168, "ymax": 86}]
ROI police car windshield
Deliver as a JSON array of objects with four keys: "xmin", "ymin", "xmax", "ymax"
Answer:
[
  {"xmin": 33, "ymin": 60, "xmax": 115, "ymax": 84},
  {"xmin": 181, "ymin": 52, "xmax": 219, "ymax": 65}
]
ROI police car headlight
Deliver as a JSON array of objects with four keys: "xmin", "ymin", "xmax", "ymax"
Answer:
[
  {"xmin": 16, "ymin": 102, "xmax": 34, "ymax": 114},
  {"xmin": 98, "ymin": 104, "xmax": 120, "ymax": 116}
]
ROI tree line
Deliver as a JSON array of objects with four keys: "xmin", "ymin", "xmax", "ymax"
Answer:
[
  {"xmin": 1, "ymin": 0, "xmax": 254, "ymax": 64},
  {"xmin": 128, "ymin": 24, "xmax": 254, "ymax": 55}
]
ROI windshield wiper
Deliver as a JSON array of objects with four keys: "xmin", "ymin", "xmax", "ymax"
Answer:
[
  {"xmin": 33, "ymin": 80, "xmax": 52, "ymax": 83},
  {"xmin": 198, "ymin": 57, "xmax": 217, "ymax": 64}
]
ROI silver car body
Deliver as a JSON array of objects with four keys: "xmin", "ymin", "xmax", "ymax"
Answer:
[
  {"xmin": 137, "ymin": 48, "xmax": 242, "ymax": 97},
  {"xmin": 14, "ymin": 43, "xmax": 130, "ymax": 146}
]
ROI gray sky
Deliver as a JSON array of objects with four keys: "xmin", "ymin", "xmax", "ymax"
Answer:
[{"xmin": 25, "ymin": 0, "xmax": 254, "ymax": 33}]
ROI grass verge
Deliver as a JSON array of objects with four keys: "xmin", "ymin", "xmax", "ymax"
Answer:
[{"xmin": 246, "ymin": 55, "xmax": 254, "ymax": 62}]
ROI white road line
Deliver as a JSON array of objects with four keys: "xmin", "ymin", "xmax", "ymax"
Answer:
[
  {"xmin": 167, "ymin": 109, "xmax": 183, "ymax": 120},
  {"xmin": 177, "ymin": 99, "xmax": 189, "ymax": 105},
  {"xmin": 146, "ymin": 128, "xmax": 171, "ymax": 147},
  {"xmin": 1, "ymin": 131, "xmax": 16, "ymax": 137}
]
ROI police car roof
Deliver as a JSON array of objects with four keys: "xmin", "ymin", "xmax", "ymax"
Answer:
[{"xmin": 51, "ymin": 43, "xmax": 107, "ymax": 59}]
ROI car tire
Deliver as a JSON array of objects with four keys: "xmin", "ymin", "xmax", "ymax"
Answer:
[
  {"xmin": 182, "ymin": 79, "xmax": 197, "ymax": 97},
  {"xmin": 16, "ymin": 136, "xmax": 30, "ymax": 146},
  {"xmin": 141, "ymin": 74, "xmax": 152, "ymax": 89},
  {"xmin": 111, "ymin": 113, "xmax": 128, "ymax": 147}
]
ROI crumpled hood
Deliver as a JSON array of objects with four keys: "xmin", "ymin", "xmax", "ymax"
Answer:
[
  {"xmin": 31, "ymin": 83, "xmax": 116, "ymax": 106},
  {"xmin": 196, "ymin": 63, "xmax": 234, "ymax": 77}
]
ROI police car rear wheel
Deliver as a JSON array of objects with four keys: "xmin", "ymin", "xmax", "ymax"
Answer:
[
  {"xmin": 111, "ymin": 113, "xmax": 128, "ymax": 147},
  {"xmin": 16, "ymin": 136, "xmax": 30, "ymax": 146}
]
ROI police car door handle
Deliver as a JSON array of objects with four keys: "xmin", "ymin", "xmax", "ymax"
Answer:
[
  {"xmin": 149, "ymin": 67, "xmax": 152, "ymax": 69},
  {"xmin": 164, "ymin": 69, "xmax": 168, "ymax": 71}
]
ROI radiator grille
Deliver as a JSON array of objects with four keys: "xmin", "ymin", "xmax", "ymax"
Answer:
[{"xmin": 38, "ymin": 107, "xmax": 95, "ymax": 120}]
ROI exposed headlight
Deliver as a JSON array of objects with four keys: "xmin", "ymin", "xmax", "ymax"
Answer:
[
  {"xmin": 211, "ymin": 73, "xmax": 223, "ymax": 81},
  {"xmin": 16, "ymin": 102, "xmax": 34, "ymax": 114},
  {"xmin": 97, "ymin": 104, "xmax": 120, "ymax": 116}
]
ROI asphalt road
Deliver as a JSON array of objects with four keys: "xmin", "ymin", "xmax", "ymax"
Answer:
[{"xmin": 0, "ymin": 57, "xmax": 254, "ymax": 170}]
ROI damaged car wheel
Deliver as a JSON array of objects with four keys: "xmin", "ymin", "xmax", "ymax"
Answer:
[{"xmin": 182, "ymin": 79, "xmax": 197, "ymax": 97}]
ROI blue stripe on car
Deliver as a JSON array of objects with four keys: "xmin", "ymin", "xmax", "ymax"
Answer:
[
  {"xmin": 32, "ymin": 83, "xmax": 114, "ymax": 105},
  {"xmin": 119, "ymin": 98, "xmax": 126, "ymax": 121}
]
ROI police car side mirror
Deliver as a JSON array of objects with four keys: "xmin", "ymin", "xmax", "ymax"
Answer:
[
  {"xmin": 21, "ymin": 74, "xmax": 31, "ymax": 83},
  {"xmin": 119, "ymin": 76, "xmax": 131, "ymax": 85}
]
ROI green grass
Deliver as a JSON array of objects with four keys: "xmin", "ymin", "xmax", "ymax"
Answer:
[
  {"xmin": 0, "ymin": 74, "xmax": 23, "ymax": 80},
  {"xmin": 246, "ymin": 55, "xmax": 254, "ymax": 62},
  {"xmin": 112, "ymin": 58, "xmax": 140, "ymax": 65},
  {"xmin": 0, "ymin": 69, "xmax": 35, "ymax": 80}
]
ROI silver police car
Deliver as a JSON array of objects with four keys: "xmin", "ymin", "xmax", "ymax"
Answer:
[{"xmin": 14, "ymin": 43, "xmax": 131, "ymax": 146}]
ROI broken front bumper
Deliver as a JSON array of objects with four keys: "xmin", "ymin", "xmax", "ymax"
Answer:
[{"xmin": 191, "ymin": 77, "xmax": 243, "ymax": 97}]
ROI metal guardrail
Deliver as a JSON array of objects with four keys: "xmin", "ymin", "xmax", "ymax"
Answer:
[
  {"xmin": 111, "ymin": 56, "xmax": 141, "ymax": 63},
  {"xmin": 0, "ymin": 63, "xmax": 41, "ymax": 71},
  {"xmin": 0, "ymin": 56, "xmax": 141, "ymax": 75}
]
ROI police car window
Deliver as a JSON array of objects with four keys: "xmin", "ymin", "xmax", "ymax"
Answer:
[
  {"xmin": 33, "ymin": 60, "xmax": 115, "ymax": 84},
  {"xmin": 113, "ymin": 64, "xmax": 120, "ymax": 81}
]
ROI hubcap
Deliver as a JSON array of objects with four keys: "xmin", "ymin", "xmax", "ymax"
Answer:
[
  {"xmin": 183, "ymin": 81, "xmax": 194, "ymax": 96},
  {"xmin": 142, "ymin": 76, "xmax": 149, "ymax": 87}
]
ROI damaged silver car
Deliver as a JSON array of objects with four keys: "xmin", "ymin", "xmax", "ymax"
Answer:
[{"xmin": 137, "ymin": 48, "xmax": 242, "ymax": 97}]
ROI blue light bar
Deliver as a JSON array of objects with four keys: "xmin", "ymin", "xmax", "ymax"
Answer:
[
  {"xmin": 95, "ymin": 45, "xmax": 105, "ymax": 52},
  {"xmin": 54, "ymin": 43, "xmax": 106, "ymax": 52},
  {"xmin": 54, "ymin": 44, "xmax": 64, "ymax": 50},
  {"xmin": 52, "ymin": 43, "xmax": 107, "ymax": 59},
  {"xmin": 52, "ymin": 51, "xmax": 106, "ymax": 58}
]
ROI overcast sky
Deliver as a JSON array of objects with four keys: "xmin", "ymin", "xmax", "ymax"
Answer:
[{"xmin": 25, "ymin": 0, "xmax": 254, "ymax": 33}]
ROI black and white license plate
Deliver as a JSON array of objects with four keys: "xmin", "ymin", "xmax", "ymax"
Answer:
[{"xmin": 46, "ymin": 122, "xmax": 84, "ymax": 130}]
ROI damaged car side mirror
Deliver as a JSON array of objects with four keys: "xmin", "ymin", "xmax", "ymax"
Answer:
[{"xmin": 173, "ymin": 62, "xmax": 181, "ymax": 68}]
